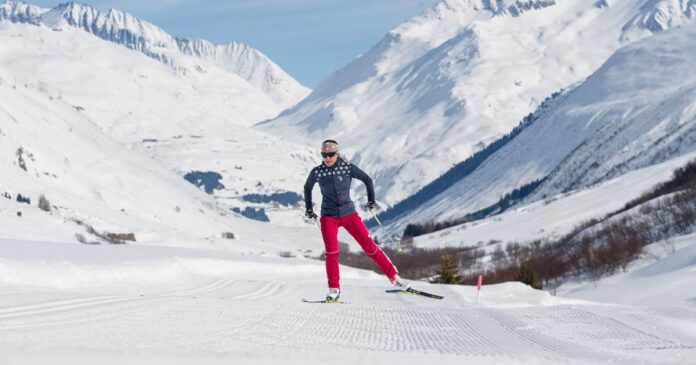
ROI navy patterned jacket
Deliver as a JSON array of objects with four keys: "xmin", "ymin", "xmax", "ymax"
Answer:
[{"xmin": 304, "ymin": 158, "xmax": 375, "ymax": 218}]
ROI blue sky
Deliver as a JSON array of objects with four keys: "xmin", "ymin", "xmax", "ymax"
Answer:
[{"xmin": 29, "ymin": 0, "xmax": 437, "ymax": 87}]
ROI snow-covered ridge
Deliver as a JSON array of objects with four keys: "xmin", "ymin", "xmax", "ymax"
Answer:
[
  {"xmin": 420, "ymin": 0, "xmax": 557, "ymax": 18},
  {"xmin": 461, "ymin": 0, "xmax": 557, "ymax": 16},
  {"xmin": 43, "ymin": 2, "xmax": 175, "ymax": 59},
  {"xmin": 0, "ymin": 1, "xmax": 309, "ymax": 108},
  {"xmin": 0, "ymin": 1, "xmax": 41, "ymax": 23},
  {"xmin": 625, "ymin": 0, "xmax": 696, "ymax": 35},
  {"xmin": 176, "ymin": 38, "xmax": 310, "ymax": 109}
]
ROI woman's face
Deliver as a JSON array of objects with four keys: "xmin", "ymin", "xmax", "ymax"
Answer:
[{"xmin": 322, "ymin": 151, "xmax": 338, "ymax": 167}]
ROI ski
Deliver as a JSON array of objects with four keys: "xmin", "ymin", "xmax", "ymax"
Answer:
[
  {"xmin": 301, "ymin": 298, "xmax": 347, "ymax": 304},
  {"xmin": 386, "ymin": 288, "xmax": 444, "ymax": 300}
]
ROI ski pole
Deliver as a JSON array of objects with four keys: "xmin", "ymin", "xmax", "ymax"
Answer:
[
  {"xmin": 368, "ymin": 207, "xmax": 382, "ymax": 226},
  {"xmin": 368, "ymin": 206, "xmax": 402, "ymax": 252}
]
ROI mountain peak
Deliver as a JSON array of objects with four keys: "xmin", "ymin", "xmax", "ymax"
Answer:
[
  {"xmin": 43, "ymin": 1, "xmax": 173, "ymax": 44},
  {"xmin": 426, "ymin": 0, "xmax": 557, "ymax": 17},
  {"xmin": 0, "ymin": 1, "xmax": 45, "ymax": 24},
  {"xmin": 0, "ymin": 1, "xmax": 310, "ymax": 108},
  {"xmin": 624, "ymin": 0, "xmax": 696, "ymax": 35}
]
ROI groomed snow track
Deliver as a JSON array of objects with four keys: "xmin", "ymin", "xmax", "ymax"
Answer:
[{"xmin": 1, "ymin": 277, "xmax": 694, "ymax": 364}]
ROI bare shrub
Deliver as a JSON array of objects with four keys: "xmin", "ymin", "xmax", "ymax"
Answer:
[
  {"xmin": 491, "ymin": 244, "xmax": 507, "ymax": 266},
  {"xmin": 279, "ymin": 251, "xmax": 295, "ymax": 258},
  {"xmin": 107, "ymin": 233, "xmax": 136, "ymax": 242},
  {"xmin": 661, "ymin": 237, "xmax": 676, "ymax": 255},
  {"xmin": 38, "ymin": 194, "xmax": 51, "ymax": 212},
  {"xmin": 85, "ymin": 225, "xmax": 134, "ymax": 244},
  {"xmin": 75, "ymin": 233, "xmax": 99, "ymax": 245}
]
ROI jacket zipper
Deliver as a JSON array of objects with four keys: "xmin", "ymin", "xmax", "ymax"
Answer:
[{"xmin": 334, "ymin": 168, "xmax": 341, "ymax": 207}]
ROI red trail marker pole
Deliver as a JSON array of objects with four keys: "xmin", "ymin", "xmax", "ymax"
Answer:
[{"xmin": 476, "ymin": 274, "xmax": 483, "ymax": 304}]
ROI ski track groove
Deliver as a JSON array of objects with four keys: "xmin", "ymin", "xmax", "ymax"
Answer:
[
  {"xmin": 0, "ymin": 277, "xmax": 242, "ymax": 322},
  {"xmin": 227, "ymin": 281, "xmax": 284, "ymax": 301}
]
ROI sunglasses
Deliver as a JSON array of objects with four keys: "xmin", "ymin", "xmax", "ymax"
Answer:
[{"xmin": 321, "ymin": 152, "xmax": 337, "ymax": 158}]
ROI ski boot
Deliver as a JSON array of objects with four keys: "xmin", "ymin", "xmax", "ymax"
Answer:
[
  {"xmin": 326, "ymin": 288, "xmax": 341, "ymax": 303},
  {"xmin": 390, "ymin": 275, "xmax": 411, "ymax": 291}
]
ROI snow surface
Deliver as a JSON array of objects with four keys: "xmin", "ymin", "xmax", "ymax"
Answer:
[
  {"xmin": 561, "ymin": 232, "xmax": 696, "ymax": 308},
  {"xmin": 1, "ymin": 238, "xmax": 695, "ymax": 364}
]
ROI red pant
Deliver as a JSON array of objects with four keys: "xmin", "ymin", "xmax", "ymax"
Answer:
[{"xmin": 320, "ymin": 212, "xmax": 398, "ymax": 288}]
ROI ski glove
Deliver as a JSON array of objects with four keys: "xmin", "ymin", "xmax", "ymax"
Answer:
[
  {"xmin": 305, "ymin": 209, "xmax": 318, "ymax": 219},
  {"xmin": 367, "ymin": 201, "xmax": 377, "ymax": 211}
]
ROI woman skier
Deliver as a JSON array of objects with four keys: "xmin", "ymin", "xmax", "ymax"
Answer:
[{"xmin": 304, "ymin": 139, "xmax": 409, "ymax": 302}]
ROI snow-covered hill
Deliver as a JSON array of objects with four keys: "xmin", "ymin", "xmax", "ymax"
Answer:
[
  {"xmin": 0, "ymin": 13, "xmax": 317, "ymax": 225},
  {"xmin": 259, "ymin": 0, "xmax": 695, "ymax": 207},
  {"xmin": 409, "ymin": 152, "xmax": 696, "ymax": 250},
  {"xmin": 390, "ymin": 23, "xmax": 696, "ymax": 232},
  {"xmin": 0, "ymin": 1, "xmax": 310, "ymax": 109},
  {"xmin": 561, "ymin": 231, "xmax": 696, "ymax": 308},
  {"xmin": 0, "ymin": 56, "xmax": 322, "ymax": 252}
]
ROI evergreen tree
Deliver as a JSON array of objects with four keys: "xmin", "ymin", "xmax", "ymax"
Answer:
[
  {"xmin": 516, "ymin": 265, "xmax": 542, "ymax": 289},
  {"xmin": 432, "ymin": 254, "xmax": 461, "ymax": 284}
]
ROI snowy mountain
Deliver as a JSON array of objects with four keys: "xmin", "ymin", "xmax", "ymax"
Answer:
[
  {"xmin": 0, "ymin": 1, "xmax": 310, "ymax": 109},
  {"xmin": 259, "ymin": 0, "xmax": 696, "ymax": 207},
  {"xmin": 0, "ymin": 9, "xmax": 317, "ymax": 225},
  {"xmin": 387, "ymin": 23, "xmax": 696, "ymax": 235},
  {"xmin": 0, "ymin": 61, "xmax": 324, "ymax": 254}
]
